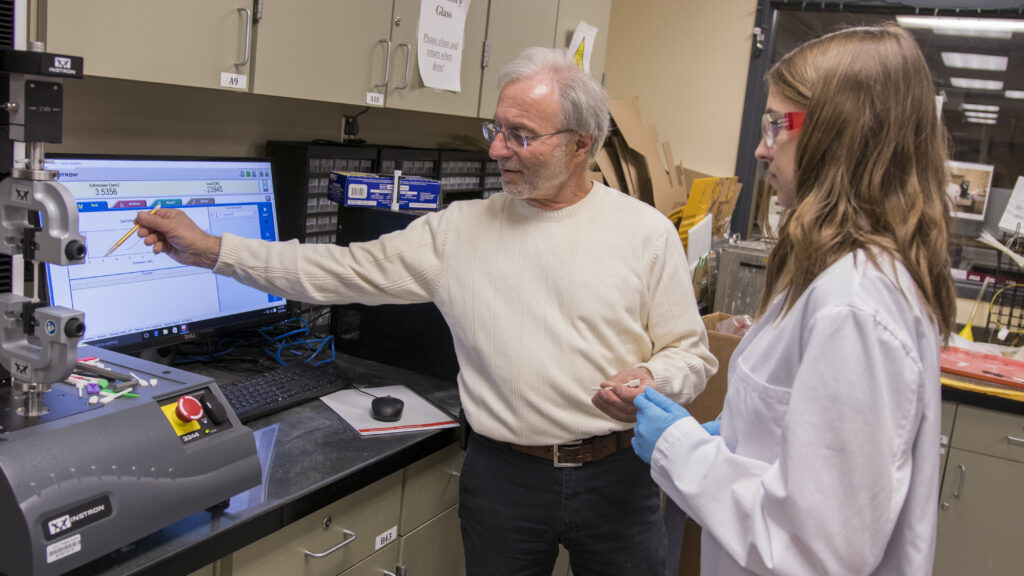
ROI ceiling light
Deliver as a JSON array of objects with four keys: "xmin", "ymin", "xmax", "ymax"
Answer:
[
  {"xmin": 964, "ymin": 111, "xmax": 999, "ymax": 119},
  {"xmin": 941, "ymin": 52, "xmax": 1008, "ymax": 71},
  {"xmin": 1006, "ymin": 90, "xmax": 1024, "ymax": 99},
  {"xmin": 961, "ymin": 103, "xmax": 1000, "ymax": 112},
  {"xmin": 951, "ymin": 77, "xmax": 1004, "ymax": 91},
  {"xmin": 896, "ymin": 16, "xmax": 1024, "ymax": 39},
  {"xmin": 966, "ymin": 117, "xmax": 998, "ymax": 125}
]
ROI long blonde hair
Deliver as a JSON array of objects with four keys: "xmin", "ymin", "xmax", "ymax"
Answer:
[{"xmin": 758, "ymin": 25, "xmax": 956, "ymax": 338}]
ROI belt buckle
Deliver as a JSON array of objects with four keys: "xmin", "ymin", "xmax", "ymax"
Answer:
[{"xmin": 552, "ymin": 440, "xmax": 583, "ymax": 468}]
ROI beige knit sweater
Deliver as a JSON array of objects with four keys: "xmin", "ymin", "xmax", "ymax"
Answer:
[{"xmin": 215, "ymin": 182, "xmax": 716, "ymax": 445}]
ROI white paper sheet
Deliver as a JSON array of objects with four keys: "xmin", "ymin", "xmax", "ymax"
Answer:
[
  {"xmin": 567, "ymin": 21, "xmax": 598, "ymax": 73},
  {"xmin": 687, "ymin": 214, "xmax": 712, "ymax": 276},
  {"xmin": 321, "ymin": 384, "xmax": 458, "ymax": 436},
  {"xmin": 417, "ymin": 0, "xmax": 472, "ymax": 92},
  {"xmin": 997, "ymin": 176, "xmax": 1024, "ymax": 234}
]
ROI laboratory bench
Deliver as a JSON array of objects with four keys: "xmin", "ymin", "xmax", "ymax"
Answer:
[{"xmin": 64, "ymin": 353, "xmax": 463, "ymax": 576}]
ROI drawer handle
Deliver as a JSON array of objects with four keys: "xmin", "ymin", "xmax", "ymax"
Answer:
[
  {"xmin": 952, "ymin": 463, "xmax": 966, "ymax": 499},
  {"xmin": 303, "ymin": 529, "xmax": 357, "ymax": 559},
  {"xmin": 1006, "ymin": 435, "xmax": 1024, "ymax": 446}
]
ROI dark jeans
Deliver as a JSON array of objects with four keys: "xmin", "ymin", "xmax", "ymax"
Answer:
[{"xmin": 459, "ymin": 433, "xmax": 666, "ymax": 576}]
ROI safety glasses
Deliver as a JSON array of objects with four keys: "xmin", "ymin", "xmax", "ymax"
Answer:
[{"xmin": 761, "ymin": 111, "xmax": 805, "ymax": 148}]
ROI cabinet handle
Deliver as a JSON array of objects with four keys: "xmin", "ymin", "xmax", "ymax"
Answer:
[
  {"xmin": 952, "ymin": 463, "xmax": 966, "ymax": 499},
  {"xmin": 303, "ymin": 529, "xmax": 357, "ymax": 559},
  {"xmin": 1007, "ymin": 435, "xmax": 1024, "ymax": 446},
  {"xmin": 375, "ymin": 39, "xmax": 392, "ymax": 88},
  {"xmin": 395, "ymin": 43, "xmax": 411, "ymax": 90},
  {"xmin": 235, "ymin": 7, "xmax": 252, "ymax": 67}
]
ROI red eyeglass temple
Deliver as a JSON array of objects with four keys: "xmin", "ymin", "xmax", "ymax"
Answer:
[{"xmin": 786, "ymin": 111, "xmax": 806, "ymax": 131}]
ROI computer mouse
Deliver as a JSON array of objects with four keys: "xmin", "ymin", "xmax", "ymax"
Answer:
[{"xmin": 371, "ymin": 395, "xmax": 404, "ymax": 422}]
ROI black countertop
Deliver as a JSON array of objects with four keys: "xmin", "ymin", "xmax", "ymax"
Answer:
[{"xmin": 67, "ymin": 353, "xmax": 461, "ymax": 576}]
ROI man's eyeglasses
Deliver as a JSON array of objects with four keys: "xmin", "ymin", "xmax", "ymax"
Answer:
[
  {"xmin": 761, "ymin": 111, "xmax": 805, "ymax": 148},
  {"xmin": 482, "ymin": 121, "xmax": 573, "ymax": 151}
]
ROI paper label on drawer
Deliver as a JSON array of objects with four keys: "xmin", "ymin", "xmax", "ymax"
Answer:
[
  {"xmin": 366, "ymin": 92, "xmax": 384, "ymax": 106},
  {"xmin": 220, "ymin": 72, "xmax": 247, "ymax": 90},
  {"xmin": 375, "ymin": 525, "xmax": 398, "ymax": 550}
]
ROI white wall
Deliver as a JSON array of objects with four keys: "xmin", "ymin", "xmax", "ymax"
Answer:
[{"xmin": 604, "ymin": 0, "xmax": 758, "ymax": 178}]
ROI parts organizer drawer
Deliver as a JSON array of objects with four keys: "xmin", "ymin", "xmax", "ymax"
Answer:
[
  {"xmin": 232, "ymin": 471, "xmax": 402, "ymax": 576},
  {"xmin": 400, "ymin": 443, "xmax": 464, "ymax": 535},
  {"xmin": 951, "ymin": 404, "xmax": 1024, "ymax": 464}
]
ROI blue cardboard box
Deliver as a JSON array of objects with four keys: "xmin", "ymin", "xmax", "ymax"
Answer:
[{"xmin": 328, "ymin": 172, "xmax": 441, "ymax": 210}]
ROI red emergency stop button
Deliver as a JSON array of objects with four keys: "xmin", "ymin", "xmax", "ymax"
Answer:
[{"xmin": 176, "ymin": 395, "xmax": 204, "ymax": 422}]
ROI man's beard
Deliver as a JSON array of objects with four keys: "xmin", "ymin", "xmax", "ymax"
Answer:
[{"xmin": 501, "ymin": 156, "xmax": 570, "ymax": 200}]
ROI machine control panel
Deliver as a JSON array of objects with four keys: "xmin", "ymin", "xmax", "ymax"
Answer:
[{"xmin": 158, "ymin": 388, "xmax": 233, "ymax": 443}]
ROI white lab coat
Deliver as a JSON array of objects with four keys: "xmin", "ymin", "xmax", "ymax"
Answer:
[{"xmin": 652, "ymin": 251, "xmax": 941, "ymax": 576}]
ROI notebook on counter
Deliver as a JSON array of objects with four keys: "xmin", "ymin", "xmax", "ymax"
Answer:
[{"xmin": 940, "ymin": 346, "xmax": 1024, "ymax": 391}]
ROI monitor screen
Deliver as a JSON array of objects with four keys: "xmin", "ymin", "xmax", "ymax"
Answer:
[{"xmin": 42, "ymin": 154, "xmax": 289, "ymax": 353}]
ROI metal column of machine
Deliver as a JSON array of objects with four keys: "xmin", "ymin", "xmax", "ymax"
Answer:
[{"xmin": 0, "ymin": 45, "xmax": 262, "ymax": 575}]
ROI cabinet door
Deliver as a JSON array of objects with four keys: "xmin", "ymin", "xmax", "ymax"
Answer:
[
  {"xmin": 253, "ymin": 0, "xmax": 393, "ymax": 104},
  {"xmin": 477, "ymin": 0, "xmax": 558, "ymax": 119},
  {"xmin": 935, "ymin": 448, "xmax": 1024, "ymax": 575},
  {"xmin": 385, "ymin": 0, "xmax": 488, "ymax": 116},
  {"xmin": 399, "ymin": 504, "xmax": 465, "ymax": 576},
  {"xmin": 43, "ymin": 0, "xmax": 254, "ymax": 90},
  {"xmin": 554, "ymin": 0, "xmax": 612, "ymax": 84}
]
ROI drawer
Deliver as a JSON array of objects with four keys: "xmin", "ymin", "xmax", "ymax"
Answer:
[
  {"xmin": 950, "ymin": 404, "xmax": 1024, "ymax": 464},
  {"xmin": 399, "ymin": 504, "xmax": 465, "ymax": 576},
  {"xmin": 400, "ymin": 443, "xmax": 463, "ymax": 535},
  {"xmin": 233, "ymin": 471, "xmax": 403, "ymax": 576},
  {"xmin": 338, "ymin": 541, "xmax": 401, "ymax": 576}
]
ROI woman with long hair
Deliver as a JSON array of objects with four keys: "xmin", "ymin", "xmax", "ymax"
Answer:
[{"xmin": 632, "ymin": 26, "xmax": 955, "ymax": 575}]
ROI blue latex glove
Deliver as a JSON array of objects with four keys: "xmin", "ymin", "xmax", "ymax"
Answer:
[
  {"xmin": 632, "ymin": 387, "xmax": 690, "ymax": 463},
  {"xmin": 701, "ymin": 419, "xmax": 721, "ymax": 436}
]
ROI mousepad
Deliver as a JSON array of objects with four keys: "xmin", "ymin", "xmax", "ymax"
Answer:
[{"xmin": 320, "ymin": 384, "xmax": 458, "ymax": 436}]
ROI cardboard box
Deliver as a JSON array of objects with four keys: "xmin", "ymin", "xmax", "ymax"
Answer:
[
  {"xmin": 687, "ymin": 312, "xmax": 742, "ymax": 423},
  {"xmin": 328, "ymin": 172, "xmax": 441, "ymax": 210}
]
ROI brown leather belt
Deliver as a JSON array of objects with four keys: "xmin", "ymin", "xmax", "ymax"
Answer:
[{"xmin": 502, "ymin": 429, "xmax": 635, "ymax": 467}]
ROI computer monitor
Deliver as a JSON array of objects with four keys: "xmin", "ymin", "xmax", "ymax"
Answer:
[{"xmin": 42, "ymin": 154, "xmax": 289, "ymax": 353}]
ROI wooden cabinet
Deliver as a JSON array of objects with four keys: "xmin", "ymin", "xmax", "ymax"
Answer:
[
  {"xmin": 41, "ymin": 1, "xmax": 612, "ymax": 119},
  {"xmin": 477, "ymin": 0, "xmax": 558, "ymax": 119},
  {"xmin": 251, "ymin": 0, "xmax": 393, "ymax": 105},
  {"xmin": 477, "ymin": 0, "xmax": 612, "ymax": 119},
  {"xmin": 42, "ymin": 0, "xmax": 254, "ymax": 90},
  {"xmin": 231, "ymin": 471, "xmax": 403, "ymax": 576},
  {"xmin": 254, "ymin": 0, "xmax": 487, "ymax": 116},
  {"xmin": 935, "ymin": 404, "xmax": 1024, "ymax": 575},
  {"xmin": 383, "ymin": 0, "xmax": 489, "ymax": 116}
]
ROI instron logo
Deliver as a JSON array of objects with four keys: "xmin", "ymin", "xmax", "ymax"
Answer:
[
  {"xmin": 43, "ymin": 497, "xmax": 112, "ymax": 540},
  {"xmin": 54, "ymin": 57, "xmax": 71, "ymax": 69},
  {"xmin": 48, "ymin": 515, "xmax": 71, "ymax": 536}
]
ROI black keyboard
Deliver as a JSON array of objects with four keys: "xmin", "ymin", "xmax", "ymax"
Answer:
[{"xmin": 219, "ymin": 362, "xmax": 352, "ymax": 423}]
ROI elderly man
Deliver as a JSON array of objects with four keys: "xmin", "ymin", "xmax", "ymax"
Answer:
[{"xmin": 135, "ymin": 47, "xmax": 715, "ymax": 575}]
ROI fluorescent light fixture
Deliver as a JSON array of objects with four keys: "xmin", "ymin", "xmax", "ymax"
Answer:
[
  {"xmin": 964, "ymin": 111, "xmax": 999, "ymax": 119},
  {"xmin": 896, "ymin": 15, "xmax": 1024, "ymax": 39},
  {"xmin": 966, "ymin": 117, "xmax": 997, "ymax": 125},
  {"xmin": 961, "ymin": 103, "xmax": 1000, "ymax": 112},
  {"xmin": 941, "ymin": 52, "xmax": 1008, "ymax": 71},
  {"xmin": 951, "ymin": 77, "xmax": 1004, "ymax": 91},
  {"xmin": 1006, "ymin": 90, "xmax": 1024, "ymax": 99}
]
